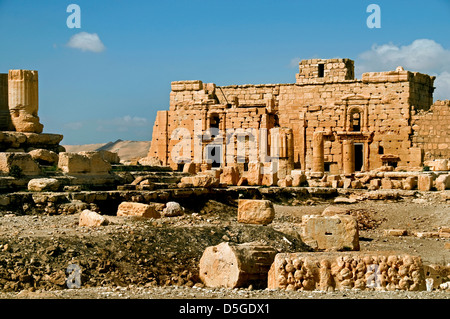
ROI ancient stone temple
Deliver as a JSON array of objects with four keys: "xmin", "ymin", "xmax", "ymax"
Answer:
[
  {"xmin": 147, "ymin": 58, "xmax": 449, "ymax": 177},
  {"xmin": 0, "ymin": 69, "xmax": 64, "ymax": 153}
]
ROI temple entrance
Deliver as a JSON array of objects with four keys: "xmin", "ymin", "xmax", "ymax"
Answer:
[{"xmin": 354, "ymin": 143, "xmax": 364, "ymax": 171}]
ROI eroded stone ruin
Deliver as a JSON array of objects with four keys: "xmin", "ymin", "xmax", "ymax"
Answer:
[
  {"xmin": 147, "ymin": 59, "xmax": 449, "ymax": 180},
  {"xmin": 0, "ymin": 64, "xmax": 448, "ymax": 295}
]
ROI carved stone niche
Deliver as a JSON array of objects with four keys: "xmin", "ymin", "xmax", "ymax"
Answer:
[{"xmin": 336, "ymin": 94, "xmax": 380, "ymax": 134}]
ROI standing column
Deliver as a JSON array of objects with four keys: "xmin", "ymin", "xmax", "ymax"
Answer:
[
  {"xmin": 8, "ymin": 69, "xmax": 43, "ymax": 133},
  {"xmin": 343, "ymin": 139, "xmax": 355, "ymax": 175},
  {"xmin": 312, "ymin": 131, "xmax": 324, "ymax": 175}
]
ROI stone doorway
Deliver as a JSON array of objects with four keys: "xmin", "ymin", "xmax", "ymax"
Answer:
[{"xmin": 354, "ymin": 143, "xmax": 364, "ymax": 171}]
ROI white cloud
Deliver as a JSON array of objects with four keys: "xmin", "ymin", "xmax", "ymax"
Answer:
[
  {"xmin": 434, "ymin": 71, "xmax": 450, "ymax": 101},
  {"xmin": 356, "ymin": 39, "xmax": 450, "ymax": 100},
  {"xmin": 66, "ymin": 32, "xmax": 106, "ymax": 53},
  {"xmin": 356, "ymin": 39, "xmax": 450, "ymax": 75},
  {"xmin": 64, "ymin": 121, "xmax": 84, "ymax": 130},
  {"xmin": 96, "ymin": 116, "xmax": 149, "ymax": 133}
]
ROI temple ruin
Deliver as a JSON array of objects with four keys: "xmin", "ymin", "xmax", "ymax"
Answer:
[{"xmin": 147, "ymin": 58, "xmax": 450, "ymax": 180}]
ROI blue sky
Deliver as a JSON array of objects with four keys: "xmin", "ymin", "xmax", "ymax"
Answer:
[{"xmin": 1, "ymin": 0, "xmax": 450, "ymax": 144}]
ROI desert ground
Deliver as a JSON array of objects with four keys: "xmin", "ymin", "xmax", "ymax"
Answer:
[{"xmin": 0, "ymin": 189, "xmax": 448, "ymax": 299}]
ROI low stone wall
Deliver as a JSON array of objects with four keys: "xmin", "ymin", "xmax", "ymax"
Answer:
[{"xmin": 268, "ymin": 252, "xmax": 426, "ymax": 291}]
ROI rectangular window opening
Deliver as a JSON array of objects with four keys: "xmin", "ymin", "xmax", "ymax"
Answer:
[{"xmin": 318, "ymin": 64, "xmax": 325, "ymax": 78}]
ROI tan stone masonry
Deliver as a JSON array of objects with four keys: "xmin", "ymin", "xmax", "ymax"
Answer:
[{"xmin": 148, "ymin": 58, "xmax": 449, "ymax": 178}]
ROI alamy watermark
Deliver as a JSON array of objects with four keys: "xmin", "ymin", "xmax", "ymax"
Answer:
[
  {"xmin": 366, "ymin": 4, "xmax": 381, "ymax": 29},
  {"xmin": 170, "ymin": 120, "xmax": 282, "ymax": 174},
  {"xmin": 66, "ymin": 4, "xmax": 81, "ymax": 29},
  {"xmin": 66, "ymin": 263, "xmax": 82, "ymax": 289}
]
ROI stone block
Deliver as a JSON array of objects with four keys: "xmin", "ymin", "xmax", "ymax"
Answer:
[
  {"xmin": 98, "ymin": 150, "xmax": 120, "ymax": 164},
  {"xmin": 291, "ymin": 170, "xmax": 307, "ymax": 187},
  {"xmin": 369, "ymin": 178, "xmax": 381, "ymax": 190},
  {"xmin": 220, "ymin": 166, "xmax": 240, "ymax": 185},
  {"xmin": 137, "ymin": 156, "xmax": 163, "ymax": 166},
  {"xmin": 277, "ymin": 175, "xmax": 292, "ymax": 187},
  {"xmin": 322, "ymin": 206, "xmax": 351, "ymax": 216},
  {"xmin": 58, "ymin": 152, "xmax": 111, "ymax": 175},
  {"xmin": 0, "ymin": 152, "xmax": 40, "ymax": 176},
  {"xmin": 301, "ymin": 214, "xmax": 359, "ymax": 251},
  {"xmin": 435, "ymin": 174, "xmax": 450, "ymax": 191},
  {"xmin": 28, "ymin": 178, "xmax": 61, "ymax": 192},
  {"xmin": 28, "ymin": 149, "xmax": 59, "ymax": 165},
  {"xmin": 246, "ymin": 162, "xmax": 262, "ymax": 185},
  {"xmin": 162, "ymin": 201, "xmax": 185, "ymax": 217},
  {"xmin": 403, "ymin": 176, "xmax": 417, "ymax": 190},
  {"xmin": 190, "ymin": 174, "xmax": 220, "ymax": 188},
  {"xmin": 117, "ymin": 202, "xmax": 161, "ymax": 218},
  {"xmin": 381, "ymin": 178, "xmax": 393, "ymax": 189},
  {"xmin": 183, "ymin": 163, "xmax": 197, "ymax": 174},
  {"xmin": 237, "ymin": 177, "xmax": 248, "ymax": 186},
  {"xmin": 237, "ymin": 199, "xmax": 275, "ymax": 225},
  {"xmin": 384, "ymin": 229, "xmax": 408, "ymax": 236},
  {"xmin": 79, "ymin": 209, "xmax": 107, "ymax": 227},
  {"xmin": 418, "ymin": 174, "xmax": 434, "ymax": 191}
]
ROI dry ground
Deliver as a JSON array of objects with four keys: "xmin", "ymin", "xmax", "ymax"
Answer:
[{"xmin": 0, "ymin": 192, "xmax": 448, "ymax": 299}]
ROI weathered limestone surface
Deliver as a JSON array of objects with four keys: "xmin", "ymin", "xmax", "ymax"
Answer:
[
  {"xmin": 147, "ymin": 57, "xmax": 447, "ymax": 175},
  {"xmin": 79, "ymin": 209, "xmax": 107, "ymax": 227},
  {"xmin": 162, "ymin": 201, "xmax": 184, "ymax": 217},
  {"xmin": 7, "ymin": 70, "xmax": 43, "ymax": 133},
  {"xmin": 237, "ymin": 199, "xmax": 275, "ymax": 225},
  {"xmin": 28, "ymin": 149, "xmax": 59, "ymax": 165},
  {"xmin": 58, "ymin": 152, "xmax": 111, "ymax": 175},
  {"xmin": 321, "ymin": 206, "xmax": 351, "ymax": 216},
  {"xmin": 27, "ymin": 178, "xmax": 60, "ymax": 192},
  {"xmin": 0, "ymin": 152, "xmax": 40, "ymax": 175},
  {"xmin": 117, "ymin": 201, "xmax": 161, "ymax": 218},
  {"xmin": 268, "ymin": 252, "xmax": 426, "ymax": 291},
  {"xmin": 435, "ymin": 174, "xmax": 450, "ymax": 191},
  {"xmin": 418, "ymin": 174, "xmax": 434, "ymax": 191},
  {"xmin": 301, "ymin": 214, "xmax": 359, "ymax": 251},
  {"xmin": 220, "ymin": 165, "xmax": 240, "ymax": 186},
  {"xmin": 199, "ymin": 242, "xmax": 277, "ymax": 288}
]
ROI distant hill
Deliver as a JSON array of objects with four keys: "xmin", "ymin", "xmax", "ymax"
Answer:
[{"xmin": 62, "ymin": 139, "xmax": 151, "ymax": 162}]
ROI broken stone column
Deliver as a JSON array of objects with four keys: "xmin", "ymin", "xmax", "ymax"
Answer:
[
  {"xmin": 199, "ymin": 242, "xmax": 277, "ymax": 288},
  {"xmin": 342, "ymin": 139, "xmax": 355, "ymax": 175},
  {"xmin": 270, "ymin": 127, "xmax": 294, "ymax": 179},
  {"xmin": 8, "ymin": 70, "xmax": 43, "ymax": 133},
  {"xmin": 312, "ymin": 132, "xmax": 324, "ymax": 175}
]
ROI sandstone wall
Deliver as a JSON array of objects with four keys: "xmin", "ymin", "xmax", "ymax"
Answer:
[
  {"xmin": 148, "ymin": 60, "xmax": 437, "ymax": 174},
  {"xmin": 412, "ymin": 100, "xmax": 450, "ymax": 160}
]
